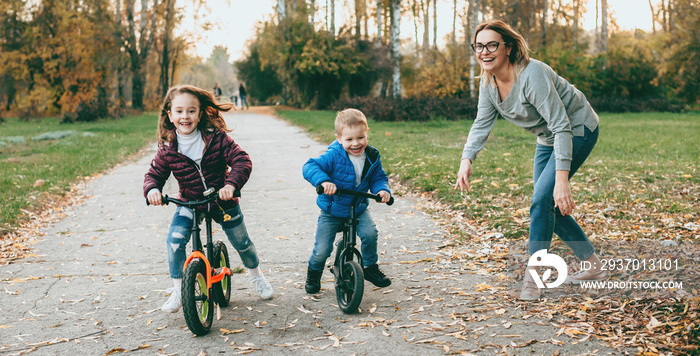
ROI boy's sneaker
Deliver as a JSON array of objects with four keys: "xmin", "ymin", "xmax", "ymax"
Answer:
[
  {"xmin": 305, "ymin": 268, "xmax": 323, "ymax": 294},
  {"xmin": 161, "ymin": 288, "xmax": 181, "ymax": 313},
  {"xmin": 363, "ymin": 264, "xmax": 391, "ymax": 288},
  {"xmin": 249, "ymin": 274, "xmax": 273, "ymax": 300}
]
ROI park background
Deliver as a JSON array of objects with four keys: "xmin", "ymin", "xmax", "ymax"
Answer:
[{"xmin": 0, "ymin": 1, "xmax": 698, "ymax": 353}]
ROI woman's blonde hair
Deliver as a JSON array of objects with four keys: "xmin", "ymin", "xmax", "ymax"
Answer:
[
  {"xmin": 473, "ymin": 20, "xmax": 530, "ymax": 86},
  {"xmin": 335, "ymin": 108, "xmax": 368, "ymax": 135},
  {"xmin": 157, "ymin": 85, "xmax": 235, "ymax": 143}
]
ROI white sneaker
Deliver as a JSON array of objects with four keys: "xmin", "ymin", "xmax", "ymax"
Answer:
[
  {"xmin": 249, "ymin": 275, "xmax": 273, "ymax": 300},
  {"xmin": 161, "ymin": 287, "xmax": 181, "ymax": 313}
]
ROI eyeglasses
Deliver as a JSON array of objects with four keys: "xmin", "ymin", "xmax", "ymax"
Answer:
[{"xmin": 470, "ymin": 41, "xmax": 505, "ymax": 54}]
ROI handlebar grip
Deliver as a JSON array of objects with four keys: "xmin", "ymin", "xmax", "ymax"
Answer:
[
  {"xmin": 145, "ymin": 195, "xmax": 170, "ymax": 206},
  {"xmin": 316, "ymin": 185, "xmax": 324, "ymax": 195},
  {"xmin": 387, "ymin": 196, "xmax": 394, "ymax": 206}
]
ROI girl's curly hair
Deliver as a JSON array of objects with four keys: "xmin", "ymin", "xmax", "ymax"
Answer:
[{"xmin": 157, "ymin": 85, "xmax": 235, "ymax": 143}]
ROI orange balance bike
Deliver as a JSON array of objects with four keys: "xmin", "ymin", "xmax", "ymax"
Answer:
[{"xmin": 148, "ymin": 187, "xmax": 238, "ymax": 335}]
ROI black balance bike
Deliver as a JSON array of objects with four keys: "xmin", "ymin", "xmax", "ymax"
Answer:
[
  {"xmin": 315, "ymin": 185, "xmax": 394, "ymax": 314},
  {"xmin": 147, "ymin": 187, "xmax": 239, "ymax": 336}
]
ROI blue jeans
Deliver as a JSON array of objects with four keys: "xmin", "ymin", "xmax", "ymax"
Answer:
[
  {"xmin": 529, "ymin": 126, "xmax": 599, "ymax": 261},
  {"xmin": 166, "ymin": 205, "xmax": 259, "ymax": 279},
  {"xmin": 308, "ymin": 209, "xmax": 379, "ymax": 271}
]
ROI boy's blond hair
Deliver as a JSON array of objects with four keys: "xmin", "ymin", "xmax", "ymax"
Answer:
[{"xmin": 335, "ymin": 108, "xmax": 368, "ymax": 135}]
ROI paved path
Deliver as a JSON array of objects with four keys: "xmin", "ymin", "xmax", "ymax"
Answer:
[{"xmin": 0, "ymin": 112, "xmax": 616, "ymax": 355}]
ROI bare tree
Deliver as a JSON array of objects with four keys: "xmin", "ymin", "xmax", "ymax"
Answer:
[
  {"xmin": 390, "ymin": 0, "xmax": 401, "ymax": 98},
  {"xmin": 452, "ymin": 0, "xmax": 457, "ymax": 45},
  {"xmin": 277, "ymin": 0, "xmax": 287, "ymax": 21},
  {"xmin": 648, "ymin": 0, "xmax": 656, "ymax": 33},
  {"xmin": 159, "ymin": 0, "xmax": 175, "ymax": 98},
  {"xmin": 573, "ymin": 0, "xmax": 579, "ymax": 47},
  {"xmin": 600, "ymin": 0, "xmax": 608, "ymax": 52},
  {"xmin": 310, "ymin": 0, "xmax": 316, "ymax": 24},
  {"xmin": 541, "ymin": 0, "xmax": 548, "ymax": 46},
  {"xmin": 377, "ymin": 0, "xmax": 383, "ymax": 45},
  {"xmin": 467, "ymin": 0, "xmax": 479, "ymax": 98},
  {"xmin": 421, "ymin": 0, "xmax": 429, "ymax": 51},
  {"xmin": 330, "ymin": 0, "xmax": 335, "ymax": 35},
  {"xmin": 432, "ymin": 0, "xmax": 437, "ymax": 49},
  {"xmin": 355, "ymin": 0, "xmax": 363, "ymax": 38},
  {"xmin": 411, "ymin": 1, "xmax": 421, "ymax": 58},
  {"xmin": 124, "ymin": 0, "xmax": 160, "ymax": 110}
]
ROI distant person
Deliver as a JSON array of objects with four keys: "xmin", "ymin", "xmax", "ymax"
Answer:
[
  {"xmin": 144, "ymin": 85, "xmax": 273, "ymax": 313},
  {"xmin": 302, "ymin": 109, "xmax": 393, "ymax": 294},
  {"xmin": 213, "ymin": 83, "xmax": 222, "ymax": 100},
  {"xmin": 454, "ymin": 20, "xmax": 607, "ymax": 301},
  {"xmin": 239, "ymin": 83, "xmax": 249, "ymax": 110}
]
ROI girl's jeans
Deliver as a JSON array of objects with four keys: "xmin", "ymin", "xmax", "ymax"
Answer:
[
  {"xmin": 529, "ymin": 126, "xmax": 599, "ymax": 261},
  {"xmin": 308, "ymin": 209, "xmax": 379, "ymax": 271},
  {"xmin": 166, "ymin": 204, "xmax": 259, "ymax": 279}
]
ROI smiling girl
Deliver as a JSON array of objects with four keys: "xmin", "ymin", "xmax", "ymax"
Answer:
[
  {"xmin": 144, "ymin": 85, "xmax": 273, "ymax": 313},
  {"xmin": 454, "ymin": 21, "xmax": 608, "ymax": 300}
]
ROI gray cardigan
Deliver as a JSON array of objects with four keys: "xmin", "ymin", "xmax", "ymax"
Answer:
[{"xmin": 461, "ymin": 59, "xmax": 599, "ymax": 171}]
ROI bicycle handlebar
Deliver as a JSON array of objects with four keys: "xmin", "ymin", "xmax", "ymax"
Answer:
[
  {"xmin": 146, "ymin": 189, "xmax": 241, "ymax": 207},
  {"xmin": 316, "ymin": 185, "xmax": 394, "ymax": 206}
]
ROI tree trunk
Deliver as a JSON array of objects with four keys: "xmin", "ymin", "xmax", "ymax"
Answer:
[
  {"xmin": 310, "ymin": 0, "xmax": 316, "ymax": 24},
  {"xmin": 541, "ymin": 0, "xmax": 547, "ymax": 46},
  {"xmin": 330, "ymin": 0, "xmax": 335, "ymax": 35},
  {"xmin": 432, "ymin": 0, "xmax": 437, "ymax": 49},
  {"xmin": 422, "ymin": 0, "xmax": 429, "ymax": 51},
  {"xmin": 600, "ymin": 0, "xmax": 608, "ymax": 52},
  {"xmin": 377, "ymin": 0, "xmax": 383, "ymax": 45},
  {"xmin": 277, "ymin": 0, "xmax": 287, "ymax": 21},
  {"xmin": 160, "ymin": 0, "xmax": 174, "ymax": 98},
  {"xmin": 572, "ymin": 0, "xmax": 579, "ymax": 47},
  {"xmin": 648, "ymin": 0, "xmax": 656, "ymax": 33},
  {"xmin": 451, "ymin": 0, "xmax": 457, "ymax": 45},
  {"xmin": 468, "ymin": 0, "xmax": 479, "ymax": 98},
  {"xmin": 594, "ymin": 0, "xmax": 599, "ymax": 54},
  {"xmin": 412, "ymin": 1, "xmax": 421, "ymax": 59},
  {"xmin": 390, "ymin": 0, "xmax": 401, "ymax": 99},
  {"xmin": 355, "ymin": 0, "xmax": 362, "ymax": 38},
  {"xmin": 124, "ymin": 0, "xmax": 159, "ymax": 110}
]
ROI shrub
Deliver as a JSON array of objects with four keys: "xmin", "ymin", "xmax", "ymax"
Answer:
[
  {"xmin": 330, "ymin": 96, "xmax": 478, "ymax": 122},
  {"xmin": 588, "ymin": 96, "xmax": 684, "ymax": 113}
]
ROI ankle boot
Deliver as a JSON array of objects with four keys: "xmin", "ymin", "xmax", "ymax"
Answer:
[
  {"xmin": 519, "ymin": 266, "xmax": 541, "ymax": 301},
  {"xmin": 305, "ymin": 268, "xmax": 323, "ymax": 294}
]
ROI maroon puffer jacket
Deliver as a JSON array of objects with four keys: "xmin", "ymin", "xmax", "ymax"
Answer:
[{"xmin": 143, "ymin": 129, "xmax": 252, "ymax": 210}]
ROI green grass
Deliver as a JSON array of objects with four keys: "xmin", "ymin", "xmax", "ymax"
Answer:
[
  {"xmin": 0, "ymin": 114, "xmax": 157, "ymax": 233},
  {"xmin": 278, "ymin": 110, "xmax": 700, "ymax": 241}
]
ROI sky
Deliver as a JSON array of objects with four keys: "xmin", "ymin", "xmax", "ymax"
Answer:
[{"xmin": 184, "ymin": 0, "xmax": 655, "ymax": 62}]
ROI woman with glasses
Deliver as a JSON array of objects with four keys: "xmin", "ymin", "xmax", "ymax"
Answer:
[{"xmin": 454, "ymin": 20, "xmax": 607, "ymax": 300}]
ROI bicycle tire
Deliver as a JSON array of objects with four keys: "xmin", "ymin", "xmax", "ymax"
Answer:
[
  {"xmin": 335, "ymin": 260, "xmax": 364, "ymax": 314},
  {"xmin": 182, "ymin": 258, "xmax": 213, "ymax": 336},
  {"xmin": 211, "ymin": 241, "xmax": 231, "ymax": 307}
]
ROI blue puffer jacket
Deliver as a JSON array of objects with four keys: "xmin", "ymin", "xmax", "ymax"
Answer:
[{"xmin": 303, "ymin": 140, "xmax": 391, "ymax": 218}]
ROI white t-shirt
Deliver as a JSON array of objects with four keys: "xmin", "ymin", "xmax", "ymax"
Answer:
[
  {"xmin": 348, "ymin": 152, "xmax": 366, "ymax": 187},
  {"xmin": 176, "ymin": 129, "xmax": 205, "ymax": 167}
]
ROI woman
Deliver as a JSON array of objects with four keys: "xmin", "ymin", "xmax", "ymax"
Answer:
[{"xmin": 454, "ymin": 20, "xmax": 607, "ymax": 300}]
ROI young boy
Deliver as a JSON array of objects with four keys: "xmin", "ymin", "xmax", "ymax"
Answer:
[{"xmin": 302, "ymin": 108, "xmax": 392, "ymax": 294}]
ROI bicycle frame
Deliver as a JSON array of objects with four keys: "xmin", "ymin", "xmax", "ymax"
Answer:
[
  {"xmin": 148, "ymin": 190, "xmax": 238, "ymax": 292},
  {"xmin": 333, "ymin": 194, "xmax": 364, "ymax": 280}
]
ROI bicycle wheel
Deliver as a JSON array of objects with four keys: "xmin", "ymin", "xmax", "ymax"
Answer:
[
  {"xmin": 182, "ymin": 258, "xmax": 213, "ymax": 336},
  {"xmin": 335, "ymin": 260, "xmax": 364, "ymax": 314},
  {"xmin": 211, "ymin": 241, "xmax": 231, "ymax": 307}
]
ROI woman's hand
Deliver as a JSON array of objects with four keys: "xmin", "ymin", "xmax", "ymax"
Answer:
[
  {"xmin": 147, "ymin": 190, "xmax": 162, "ymax": 206},
  {"xmin": 219, "ymin": 184, "xmax": 237, "ymax": 201},
  {"xmin": 553, "ymin": 170, "xmax": 575, "ymax": 216},
  {"xmin": 321, "ymin": 182, "xmax": 337, "ymax": 196},
  {"xmin": 454, "ymin": 158, "xmax": 473, "ymax": 192}
]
